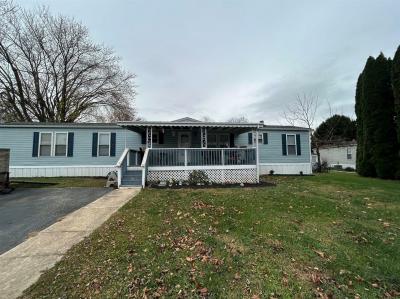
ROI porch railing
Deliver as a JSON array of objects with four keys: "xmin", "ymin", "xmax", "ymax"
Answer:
[{"xmin": 148, "ymin": 148, "xmax": 256, "ymax": 167}]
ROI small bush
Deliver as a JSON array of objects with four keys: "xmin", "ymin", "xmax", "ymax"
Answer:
[
  {"xmin": 344, "ymin": 167, "xmax": 355, "ymax": 172},
  {"xmin": 299, "ymin": 171, "xmax": 304, "ymax": 176},
  {"xmin": 333, "ymin": 164, "xmax": 343, "ymax": 170},
  {"xmin": 269, "ymin": 170, "xmax": 275, "ymax": 176},
  {"xmin": 188, "ymin": 170, "xmax": 209, "ymax": 185}
]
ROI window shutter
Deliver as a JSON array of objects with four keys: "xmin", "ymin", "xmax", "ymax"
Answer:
[
  {"xmin": 248, "ymin": 132, "xmax": 253, "ymax": 145},
  {"xmin": 32, "ymin": 132, "xmax": 39, "ymax": 157},
  {"xmin": 92, "ymin": 133, "xmax": 98, "ymax": 157},
  {"xmin": 229, "ymin": 133, "xmax": 235, "ymax": 147},
  {"xmin": 110, "ymin": 133, "xmax": 116, "ymax": 157},
  {"xmin": 296, "ymin": 134, "xmax": 301, "ymax": 155},
  {"xmin": 263, "ymin": 133, "xmax": 268, "ymax": 144},
  {"xmin": 141, "ymin": 132, "xmax": 146, "ymax": 144},
  {"xmin": 159, "ymin": 131, "xmax": 164, "ymax": 144},
  {"xmin": 67, "ymin": 132, "xmax": 74, "ymax": 157},
  {"xmin": 281, "ymin": 134, "xmax": 287, "ymax": 155}
]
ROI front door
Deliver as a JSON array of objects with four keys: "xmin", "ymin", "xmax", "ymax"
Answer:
[
  {"xmin": 178, "ymin": 132, "xmax": 191, "ymax": 148},
  {"xmin": 178, "ymin": 132, "xmax": 191, "ymax": 165}
]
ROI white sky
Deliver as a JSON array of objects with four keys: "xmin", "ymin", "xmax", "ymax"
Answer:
[{"xmin": 18, "ymin": 0, "xmax": 400, "ymax": 124}]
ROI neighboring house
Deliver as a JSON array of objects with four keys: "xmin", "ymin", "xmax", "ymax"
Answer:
[
  {"xmin": 0, "ymin": 117, "xmax": 312, "ymax": 187},
  {"xmin": 318, "ymin": 141, "xmax": 357, "ymax": 169}
]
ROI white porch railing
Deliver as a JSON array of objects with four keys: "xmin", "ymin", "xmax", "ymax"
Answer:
[
  {"xmin": 140, "ymin": 148, "xmax": 150, "ymax": 188},
  {"xmin": 116, "ymin": 148, "xmax": 130, "ymax": 188},
  {"xmin": 148, "ymin": 148, "xmax": 256, "ymax": 167}
]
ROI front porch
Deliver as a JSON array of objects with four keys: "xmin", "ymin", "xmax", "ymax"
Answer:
[{"xmin": 116, "ymin": 118, "xmax": 263, "ymax": 187}]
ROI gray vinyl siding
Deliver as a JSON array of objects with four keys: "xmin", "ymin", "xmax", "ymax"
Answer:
[
  {"xmin": 0, "ymin": 127, "xmax": 141, "ymax": 166},
  {"xmin": 235, "ymin": 130, "xmax": 311, "ymax": 163}
]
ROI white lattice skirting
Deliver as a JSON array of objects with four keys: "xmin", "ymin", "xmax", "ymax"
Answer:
[{"xmin": 147, "ymin": 166, "xmax": 258, "ymax": 184}]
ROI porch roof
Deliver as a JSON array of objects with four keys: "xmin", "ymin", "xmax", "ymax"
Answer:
[
  {"xmin": 117, "ymin": 120, "xmax": 262, "ymax": 128},
  {"xmin": 117, "ymin": 120, "xmax": 263, "ymax": 133}
]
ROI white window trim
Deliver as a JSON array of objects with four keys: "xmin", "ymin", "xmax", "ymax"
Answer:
[
  {"xmin": 39, "ymin": 132, "xmax": 53, "ymax": 157},
  {"xmin": 286, "ymin": 134, "xmax": 297, "ymax": 156},
  {"xmin": 54, "ymin": 132, "xmax": 68, "ymax": 157},
  {"xmin": 347, "ymin": 147, "xmax": 352, "ymax": 160},
  {"xmin": 254, "ymin": 132, "xmax": 263, "ymax": 144},
  {"xmin": 152, "ymin": 131, "xmax": 159, "ymax": 144},
  {"xmin": 98, "ymin": 132, "xmax": 111, "ymax": 157}
]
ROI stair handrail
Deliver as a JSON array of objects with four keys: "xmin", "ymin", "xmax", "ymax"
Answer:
[
  {"xmin": 116, "ymin": 148, "xmax": 130, "ymax": 187},
  {"xmin": 140, "ymin": 148, "xmax": 150, "ymax": 188}
]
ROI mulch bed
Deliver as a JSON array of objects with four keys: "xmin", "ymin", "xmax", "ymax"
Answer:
[{"xmin": 148, "ymin": 181, "xmax": 275, "ymax": 189}]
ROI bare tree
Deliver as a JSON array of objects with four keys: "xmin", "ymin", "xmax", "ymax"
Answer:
[
  {"xmin": 0, "ymin": 2, "xmax": 136, "ymax": 122},
  {"xmin": 284, "ymin": 93, "xmax": 322, "ymax": 171},
  {"xmin": 226, "ymin": 116, "xmax": 249, "ymax": 123}
]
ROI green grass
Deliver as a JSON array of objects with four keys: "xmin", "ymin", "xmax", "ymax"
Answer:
[
  {"xmin": 11, "ymin": 177, "xmax": 106, "ymax": 188},
  {"xmin": 20, "ymin": 173, "xmax": 400, "ymax": 298}
]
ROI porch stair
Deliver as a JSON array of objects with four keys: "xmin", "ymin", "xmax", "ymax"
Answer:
[{"xmin": 121, "ymin": 170, "xmax": 142, "ymax": 187}]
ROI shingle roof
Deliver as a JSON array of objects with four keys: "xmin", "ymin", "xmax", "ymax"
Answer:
[{"xmin": 0, "ymin": 122, "xmax": 121, "ymax": 129}]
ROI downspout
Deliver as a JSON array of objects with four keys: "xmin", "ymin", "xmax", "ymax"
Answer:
[{"xmin": 255, "ymin": 129, "xmax": 260, "ymax": 183}]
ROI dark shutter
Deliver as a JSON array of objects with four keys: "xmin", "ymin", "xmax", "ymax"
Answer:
[
  {"xmin": 159, "ymin": 131, "xmax": 164, "ymax": 144},
  {"xmin": 281, "ymin": 134, "xmax": 287, "ymax": 156},
  {"xmin": 32, "ymin": 132, "xmax": 39, "ymax": 157},
  {"xmin": 92, "ymin": 133, "xmax": 98, "ymax": 157},
  {"xmin": 263, "ymin": 133, "xmax": 268, "ymax": 144},
  {"xmin": 110, "ymin": 133, "xmax": 116, "ymax": 157},
  {"xmin": 296, "ymin": 134, "xmax": 301, "ymax": 155},
  {"xmin": 248, "ymin": 132, "xmax": 253, "ymax": 145},
  {"xmin": 141, "ymin": 132, "xmax": 146, "ymax": 144},
  {"xmin": 67, "ymin": 132, "xmax": 74, "ymax": 157},
  {"xmin": 229, "ymin": 133, "xmax": 235, "ymax": 147}
]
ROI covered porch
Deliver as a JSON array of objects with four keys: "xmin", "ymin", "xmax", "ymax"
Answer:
[{"xmin": 116, "ymin": 118, "xmax": 263, "ymax": 187}]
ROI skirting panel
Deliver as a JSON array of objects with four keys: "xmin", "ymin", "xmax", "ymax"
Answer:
[
  {"xmin": 10, "ymin": 166, "xmax": 116, "ymax": 178},
  {"xmin": 259, "ymin": 163, "xmax": 312, "ymax": 175},
  {"xmin": 147, "ymin": 167, "xmax": 258, "ymax": 184}
]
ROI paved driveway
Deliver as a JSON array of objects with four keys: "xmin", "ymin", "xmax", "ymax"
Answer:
[{"xmin": 0, "ymin": 188, "xmax": 111, "ymax": 254}]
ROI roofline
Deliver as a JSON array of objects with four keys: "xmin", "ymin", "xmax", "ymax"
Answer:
[
  {"xmin": 117, "ymin": 121, "xmax": 263, "ymax": 128},
  {"xmin": 0, "ymin": 122, "xmax": 121, "ymax": 129},
  {"xmin": 260, "ymin": 125, "xmax": 311, "ymax": 132}
]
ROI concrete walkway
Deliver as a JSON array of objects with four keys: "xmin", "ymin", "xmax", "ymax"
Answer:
[{"xmin": 0, "ymin": 187, "xmax": 140, "ymax": 299}]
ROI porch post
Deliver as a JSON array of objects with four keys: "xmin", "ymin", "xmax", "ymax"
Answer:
[
  {"xmin": 201, "ymin": 127, "xmax": 207, "ymax": 148},
  {"xmin": 255, "ymin": 130, "xmax": 260, "ymax": 183},
  {"xmin": 146, "ymin": 127, "xmax": 153, "ymax": 149}
]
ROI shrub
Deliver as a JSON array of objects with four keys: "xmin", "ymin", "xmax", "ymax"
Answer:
[
  {"xmin": 269, "ymin": 170, "xmax": 275, "ymax": 175},
  {"xmin": 344, "ymin": 167, "xmax": 355, "ymax": 172},
  {"xmin": 188, "ymin": 170, "xmax": 209, "ymax": 185},
  {"xmin": 299, "ymin": 171, "xmax": 304, "ymax": 176}
]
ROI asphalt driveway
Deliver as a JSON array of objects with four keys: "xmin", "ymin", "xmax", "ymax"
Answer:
[{"xmin": 0, "ymin": 187, "xmax": 111, "ymax": 254}]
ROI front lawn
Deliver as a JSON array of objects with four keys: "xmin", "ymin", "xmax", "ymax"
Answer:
[
  {"xmin": 21, "ymin": 173, "xmax": 400, "ymax": 298},
  {"xmin": 11, "ymin": 177, "xmax": 106, "ymax": 188}
]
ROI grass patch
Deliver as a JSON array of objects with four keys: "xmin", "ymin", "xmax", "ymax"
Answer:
[
  {"xmin": 11, "ymin": 177, "xmax": 106, "ymax": 188},
  {"xmin": 20, "ymin": 173, "xmax": 400, "ymax": 298}
]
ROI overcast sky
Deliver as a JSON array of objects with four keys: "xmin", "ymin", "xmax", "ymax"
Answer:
[{"xmin": 18, "ymin": 0, "xmax": 400, "ymax": 124}]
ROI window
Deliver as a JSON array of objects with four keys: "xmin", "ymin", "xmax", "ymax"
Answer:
[
  {"xmin": 207, "ymin": 133, "xmax": 229, "ymax": 148},
  {"xmin": 219, "ymin": 134, "xmax": 229, "ymax": 147},
  {"xmin": 55, "ymin": 133, "xmax": 68, "ymax": 156},
  {"xmin": 98, "ymin": 133, "xmax": 110, "ymax": 156},
  {"xmin": 39, "ymin": 133, "xmax": 52, "ymax": 156},
  {"xmin": 347, "ymin": 147, "xmax": 352, "ymax": 160},
  {"xmin": 287, "ymin": 134, "xmax": 296, "ymax": 155},
  {"xmin": 152, "ymin": 132, "xmax": 159, "ymax": 144},
  {"xmin": 207, "ymin": 134, "xmax": 217, "ymax": 148},
  {"xmin": 253, "ymin": 133, "xmax": 263, "ymax": 144}
]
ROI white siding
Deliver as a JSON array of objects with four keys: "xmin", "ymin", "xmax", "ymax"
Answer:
[{"xmin": 319, "ymin": 145, "xmax": 357, "ymax": 168}]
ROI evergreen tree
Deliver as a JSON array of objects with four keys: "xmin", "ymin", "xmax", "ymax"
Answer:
[
  {"xmin": 359, "ymin": 57, "xmax": 377, "ymax": 177},
  {"xmin": 368, "ymin": 54, "xmax": 398, "ymax": 178},
  {"xmin": 314, "ymin": 114, "xmax": 356, "ymax": 144},
  {"xmin": 355, "ymin": 73, "xmax": 365, "ymax": 175},
  {"xmin": 392, "ymin": 46, "xmax": 400, "ymax": 159}
]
